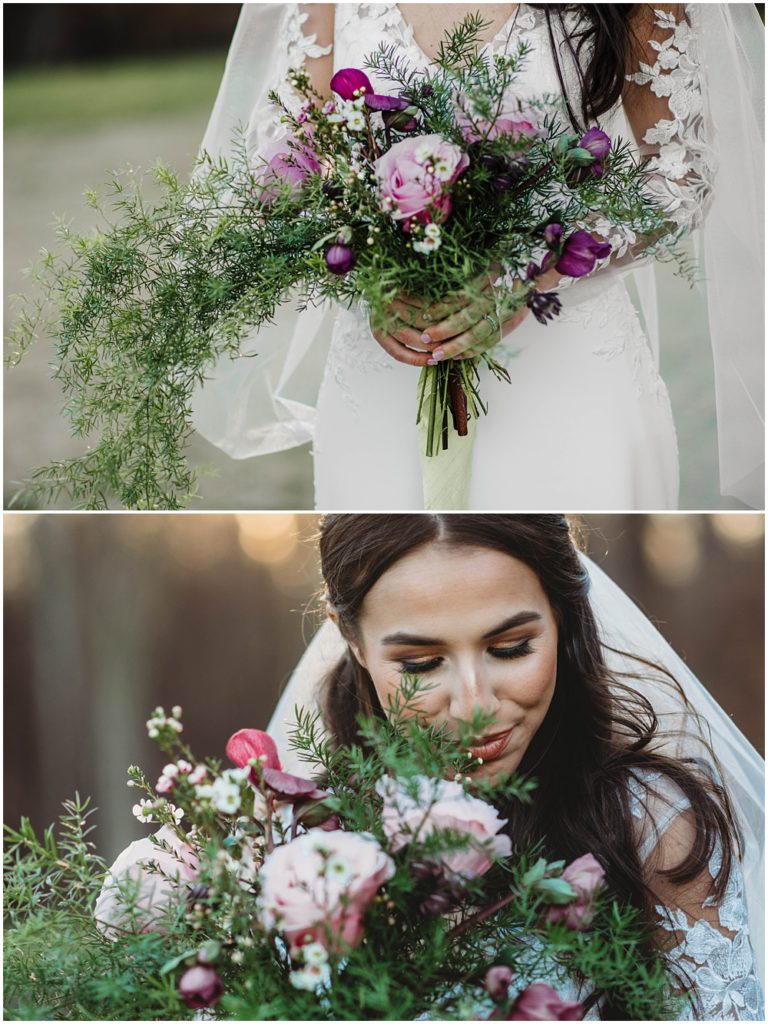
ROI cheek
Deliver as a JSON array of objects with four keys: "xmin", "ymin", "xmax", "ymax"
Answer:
[{"xmin": 504, "ymin": 640, "xmax": 558, "ymax": 716}]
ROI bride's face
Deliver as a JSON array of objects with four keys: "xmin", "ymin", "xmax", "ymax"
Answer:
[{"xmin": 353, "ymin": 542, "xmax": 559, "ymax": 779}]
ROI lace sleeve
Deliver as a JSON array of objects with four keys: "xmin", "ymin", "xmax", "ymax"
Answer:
[
  {"xmin": 523, "ymin": 5, "xmax": 713, "ymax": 296},
  {"xmin": 629, "ymin": 772, "xmax": 764, "ymax": 1021}
]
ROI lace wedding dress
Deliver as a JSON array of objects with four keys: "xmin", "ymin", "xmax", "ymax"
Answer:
[{"xmin": 190, "ymin": 3, "xmax": 763, "ymax": 510}]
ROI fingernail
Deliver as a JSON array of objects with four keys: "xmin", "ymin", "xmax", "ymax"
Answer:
[
  {"xmin": 420, "ymin": 332, "xmax": 432, "ymax": 343},
  {"xmin": 433, "ymin": 350, "xmax": 445, "ymax": 362},
  {"xmin": 427, "ymin": 358, "xmax": 438, "ymax": 366}
]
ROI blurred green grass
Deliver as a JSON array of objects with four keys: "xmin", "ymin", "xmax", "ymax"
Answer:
[{"xmin": 4, "ymin": 54, "xmax": 226, "ymax": 132}]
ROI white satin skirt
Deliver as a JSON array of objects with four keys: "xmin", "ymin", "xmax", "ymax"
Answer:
[{"xmin": 313, "ymin": 279, "xmax": 679, "ymax": 510}]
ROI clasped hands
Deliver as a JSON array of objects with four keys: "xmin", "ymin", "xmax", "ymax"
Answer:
[{"xmin": 370, "ymin": 266, "xmax": 529, "ymax": 368}]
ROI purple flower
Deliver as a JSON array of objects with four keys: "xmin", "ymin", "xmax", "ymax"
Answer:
[
  {"xmin": 579, "ymin": 127, "xmax": 611, "ymax": 160},
  {"xmin": 325, "ymin": 244, "xmax": 357, "ymax": 275},
  {"xmin": 254, "ymin": 134, "xmax": 321, "ymax": 201},
  {"xmin": 555, "ymin": 230, "xmax": 612, "ymax": 277},
  {"xmin": 577, "ymin": 127, "xmax": 611, "ymax": 176},
  {"xmin": 330, "ymin": 67, "xmax": 373, "ymax": 100},
  {"xmin": 527, "ymin": 290, "xmax": 563, "ymax": 325},
  {"xmin": 179, "ymin": 966, "xmax": 224, "ymax": 1010},
  {"xmin": 364, "ymin": 93, "xmax": 409, "ymax": 112}
]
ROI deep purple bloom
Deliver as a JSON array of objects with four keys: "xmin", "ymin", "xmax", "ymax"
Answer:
[
  {"xmin": 579, "ymin": 127, "xmax": 611, "ymax": 159},
  {"xmin": 364, "ymin": 93, "xmax": 409, "ymax": 111},
  {"xmin": 578, "ymin": 127, "xmax": 611, "ymax": 176},
  {"xmin": 179, "ymin": 966, "xmax": 224, "ymax": 1010},
  {"xmin": 555, "ymin": 230, "xmax": 612, "ymax": 277},
  {"xmin": 325, "ymin": 244, "xmax": 357, "ymax": 276},
  {"xmin": 330, "ymin": 67, "xmax": 373, "ymax": 100},
  {"xmin": 543, "ymin": 222, "xmax": 564, "ymax": 248}
]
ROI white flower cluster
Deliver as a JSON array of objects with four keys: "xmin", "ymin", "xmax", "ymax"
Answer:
[
  {"xmin": 413, "ymin": 142, "xmax": 455, "ymax": 183},
  {"xmin": 290, "ymin": 942, "xmax": 331, "ymax": 991},
  {"xmin": 412, "ymin": 222, "xmax": 442, "ymax": 254},
  {"xmin": 195, "ymin": 767, "xmax": 250, "ymax": 815},
  {"xmin": 146, "ymin": 705, "xmax": 183, "ymax": 740},
  {"xmin": 131, "ymin": 797, "xmax": 184, "ymax": 824},
  {"xmin": 327, "ymin": 94, "xmax": 367, "ymax": 132}
]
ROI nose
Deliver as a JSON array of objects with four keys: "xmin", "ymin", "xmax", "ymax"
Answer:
[{"xmin": 447, "ymin": 656, "xmax": 502, "ymax": 725}]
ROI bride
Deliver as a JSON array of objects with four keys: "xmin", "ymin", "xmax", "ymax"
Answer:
[
  {"xmin": 190, "ymin": 4, "xmax": 764, "ymax": 511},
  {"xmin": 98, "ymin": 514, "xmax": 764, "ymax": 1020}
]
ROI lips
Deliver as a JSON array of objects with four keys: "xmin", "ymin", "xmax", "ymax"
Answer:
[{"xmin": 466, "ymin": 727, "xmax": 515, "ymax": 762}]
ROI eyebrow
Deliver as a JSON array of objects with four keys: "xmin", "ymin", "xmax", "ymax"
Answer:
[{"xmin": 380, "ymin": 611, "xmax": 543, "ymax": 647}]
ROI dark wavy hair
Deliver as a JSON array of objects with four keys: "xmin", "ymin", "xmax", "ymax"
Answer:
[
  {"xmin": 528, "ymin": 4, "xmax": 662, "ymax": 129},
  {"xmin": 317, "ymin": 513, "xmax": 740, "ymax": 1020}
]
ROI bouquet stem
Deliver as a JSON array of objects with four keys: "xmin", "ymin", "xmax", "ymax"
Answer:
[{"xmin": 448, "ymin": 366, "xmax": 469, "ymax": 436}]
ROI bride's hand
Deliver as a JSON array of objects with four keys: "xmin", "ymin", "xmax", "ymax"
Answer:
[
  {"xmin": 368, "ymin": 273, "xmax": 490, "ymax": 367},
  {"xmin": 373, "ymin": 270, "xmax": 530, "ymax": 365}
]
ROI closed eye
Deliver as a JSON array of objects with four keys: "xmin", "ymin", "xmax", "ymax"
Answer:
[
  {"xmin": 398, "ymin": 639, "xmax": 533, "ymax": 674},
  {"xmin": 489, "ymin": 638, "xmax": 533, "ymax": 659},
  {"xmin": 398, "ymin": 656, "xmax": 442, "ymax": 675}
]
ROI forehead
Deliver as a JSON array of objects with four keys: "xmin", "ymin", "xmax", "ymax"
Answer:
[{"xmin": 360, "ymin": 543, "xmax": 551, "ymax": 628}]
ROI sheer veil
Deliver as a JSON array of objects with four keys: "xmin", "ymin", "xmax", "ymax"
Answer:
[
  {"xmin": 189, "ymin": 3, "xmax": 764, "ymax": 507},
  {"xmin": 267, "ymin": 552, "xmax": 764, "ymax": 977}
]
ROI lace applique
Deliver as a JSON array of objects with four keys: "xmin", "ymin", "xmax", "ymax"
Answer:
[
  {"xmin": 324, "ymin": 301, "xmax": 394, "ymax": 416},
  {"xmin": 625, "ymin": 6, "xmax": 714, "ymax": 233},
  {"xmin": 346, "ymin": 3, "xmax": 539, "ymax": 71},
  {"xmin": 657, "ymin": 841, "xmax": 764, "ymax": 1021},
  {"xmin": 261, "ymin": 5, "xmax": 334, "ymax": 139},
  {"xmin": 556, "ymin": 284, "xmax": 667, "ymax": 399}
]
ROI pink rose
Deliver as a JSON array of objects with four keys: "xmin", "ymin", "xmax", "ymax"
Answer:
[
  {"xmin": 258, "ymin": 829, "xmax": 394, "ymax": 955},
  {"xmin": 373, "ymin": 134, "xmax": 469, "ymax": 228},
  {"xmin": 547, "ymin": 853, "xmax": 605, "ymax": 931},
  {"xmin": 375, "ymin": 775, "xmax": 511, "ymax": 879},
  {"xmin": 509, "ymin": 983, "xmax": 583, "ymax": 1020},
  {"xmin": 94, "ymin": 825, "xmax": 198, "ymax": 940},
  {"xmin": 254, "ymin": 134, "xmax": 321, "ymax": 201}
]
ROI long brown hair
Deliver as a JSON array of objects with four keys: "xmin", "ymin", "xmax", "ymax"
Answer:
[{"xmin": 317, "ymin": 514, "xmax": 740, "ymax": 1019}]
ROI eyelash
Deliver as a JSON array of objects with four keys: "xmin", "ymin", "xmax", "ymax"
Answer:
[{"xmin": 398, "ymin": 639, "xmax": 534, "ymax": 675}]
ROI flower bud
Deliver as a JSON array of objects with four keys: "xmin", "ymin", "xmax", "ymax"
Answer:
[
  {"xmin": 330, "ymin": 67, "xmax": 373, "ymax": 101},
  {"xmin": 178, "ymin": 965, "xmax": 224, "ymax": 1010},
  {"xmin": 325, "ymin": 244, "xmax": 357, "ymax": 275},
  {"xmin": 419, "ymin": 891, "xmax": 454, "ymax": 917},
  {"xmin": 485, "ymin": 964, "xmax": 514, "ymax": 1002},
  {"xmin": 226, "ymin": 729, "xmax": 281, "ymax": 773}
]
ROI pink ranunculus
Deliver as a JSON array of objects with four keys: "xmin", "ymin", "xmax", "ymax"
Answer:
[
  {"xmin": 373, "ymin": 134, "xmax": 469, "ymax": 228},
  {"xmin": 547, "ymin": 853, "xmax": 605, "ymax": 931},
  {"xmin": 253, "ymin": 134, "xmax": 321, "ymax": 201},
  {"xmin": 509, "ymin": 983, "xmax": 584, "ymax": 1020},
  {"xmin": 226, "ymin": 728, "xmax": 282, "ymax": 772},
  {"xmin": 375, "ymin": 775, "xmax": 512, "ymax": 879},
  {"xmin": 94, "ymin": 826, "xmax": 198, "ymax": 941},
  {"xmin": 258, "ymin": 829, "xmax": 394, "ymax": 956}
]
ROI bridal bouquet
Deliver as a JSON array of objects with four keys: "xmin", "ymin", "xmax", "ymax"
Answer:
[
  {"xmin": 8, "ymin": 13, "xmax": 685, "ymax": 508},
  {"xmin": 4, "ymin": 682, "xmax": 678, "ymax": 1020}
]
